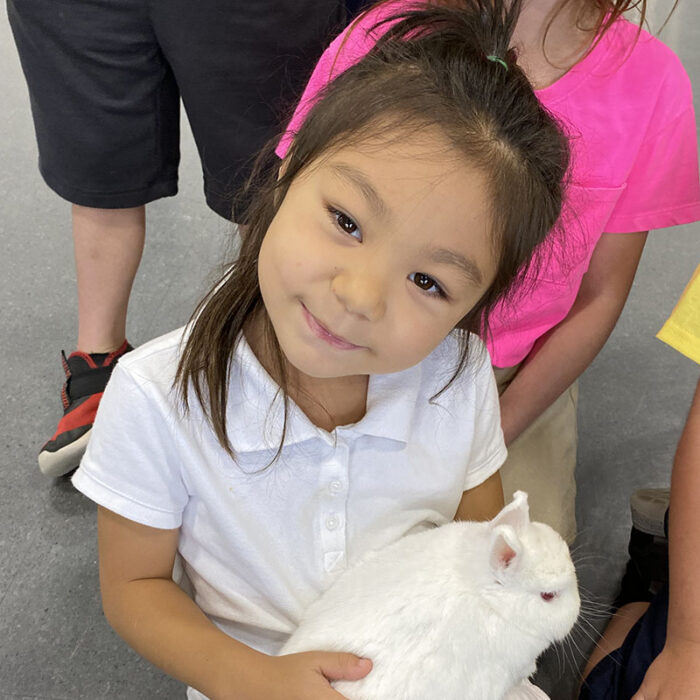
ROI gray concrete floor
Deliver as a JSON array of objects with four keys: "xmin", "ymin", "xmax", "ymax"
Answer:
[{"xmin": 1, "ymin": 3, "xmax": 699, "ymax": 699}]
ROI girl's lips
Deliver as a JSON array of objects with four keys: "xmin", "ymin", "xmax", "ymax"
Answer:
[{"xmin": 301, "ymin": 304, "xmax": 363, "ymax": 350}]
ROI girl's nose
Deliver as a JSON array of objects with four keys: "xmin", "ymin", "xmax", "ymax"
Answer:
[{"xmin": 331, "ymin": 267, "xmax": 387, "ymax": 322}]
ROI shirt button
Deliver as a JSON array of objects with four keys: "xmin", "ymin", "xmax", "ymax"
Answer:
[
  {"xmin": 329, "ymin": 480, "xmax": 343, "ymax": 495},
  {"xmin": 325, "ymin": 514, "xmax": 340, "ymax": 531}
]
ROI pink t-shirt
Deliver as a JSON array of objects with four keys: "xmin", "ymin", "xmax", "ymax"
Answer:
[{"xmin": 276, "ymin": 5, "xmax": 700, "ymax": 366}]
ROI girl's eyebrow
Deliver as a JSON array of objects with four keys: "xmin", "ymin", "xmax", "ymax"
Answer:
[
  {"xmin": 429, "ymin": 248, "xmax": 483, "ymax": 286},
  {"xmin": 328, "ymin": 162, "xmax": 388, "ymax": 218}
]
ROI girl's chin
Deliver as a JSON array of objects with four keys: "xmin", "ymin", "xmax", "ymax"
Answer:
[{"xmin": 286, "ymin": 356, "xmax": 363, "ymax": 380}]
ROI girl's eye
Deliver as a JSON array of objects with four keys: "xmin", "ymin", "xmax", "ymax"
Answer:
[
  {"xmin": 409, "ymin": 272, "xmax": 446, "ymax": 298},
  {"xmin": 328, "ymin": 208, "xmax": 361, "ymax": 241}
]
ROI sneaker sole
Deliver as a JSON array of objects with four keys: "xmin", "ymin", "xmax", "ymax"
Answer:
[{"xmin": 38, "ymin": 428, "xmax": 92, "ymax": 478}]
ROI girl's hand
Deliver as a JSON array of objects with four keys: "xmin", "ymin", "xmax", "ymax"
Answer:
[
  {"xmin": 631, "ymin": 639, "xmax": 700, "ymax": 699},
  {"xmin": 241, "ymin": 651, "xmax": 372, "ymax": 700}
]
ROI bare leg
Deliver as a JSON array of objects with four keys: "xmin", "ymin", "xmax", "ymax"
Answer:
[
  {"xmin": 582, "ymin": 602, "xmax": 650, "ymax": 680},
  {"xmin": 73, "ymin": 205, "xmax": 145, "ymax": 353}
]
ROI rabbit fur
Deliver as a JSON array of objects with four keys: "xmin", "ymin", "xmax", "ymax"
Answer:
[{"xmin": 280, "ymin": 491, "xmax": 579, "ymax": 700}]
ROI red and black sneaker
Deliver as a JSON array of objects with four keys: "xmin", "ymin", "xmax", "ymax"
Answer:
[{"xmin": 38, "ymin": 340, "xmax": 133, "ymax": 477}]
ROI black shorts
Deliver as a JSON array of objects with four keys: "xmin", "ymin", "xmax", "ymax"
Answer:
[
  {"xmin": 8, "ymin": 0, "xmax": 345, "ymax": 219},
  {"xmin": 579, "ymin": 587, "xmax": 669, "ymax": 700}
]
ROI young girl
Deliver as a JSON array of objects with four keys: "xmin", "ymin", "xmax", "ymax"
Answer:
[
  {"xmin": 276, "ymin": 0, "xmax": 700, "ymax": 544},
  {"xmin": 71, "ymin": 3, "xmax": 571, "ymax": 698}
]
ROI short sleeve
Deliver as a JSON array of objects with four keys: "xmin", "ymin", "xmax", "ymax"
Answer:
[
  {"xmin": 461, "ymin": 345, "xmax": 508, "ymax": 491},
  {"xmin": 275, "ymin": 32, "xmax": 340, "ymax": 158},
  {"xmin": 275, "ymin": 2, "xmax": 404, "ymax": 159},
  {"xmin": 605, "ymin": 101, "xmax": 700, "ymax": 233},
  {"xmin": 72, "ymin": 365, "xmax": 189, "ymax": 529}
]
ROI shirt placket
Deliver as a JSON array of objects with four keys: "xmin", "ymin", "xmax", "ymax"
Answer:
[{"xmin": 319, "ymin": 436, "xmax": 350, "ymax": 577}]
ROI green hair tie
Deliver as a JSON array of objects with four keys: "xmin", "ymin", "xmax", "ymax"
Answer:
[{"xmin": 486, "ymin": 55, "xmax": 508, "ymax": 71}]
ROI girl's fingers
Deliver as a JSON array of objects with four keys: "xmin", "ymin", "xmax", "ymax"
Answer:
[{"xmin": 316, "ymin": 652, "xmax": 373, "ymax": 682}]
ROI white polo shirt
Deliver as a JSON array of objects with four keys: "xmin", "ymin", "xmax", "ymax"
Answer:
[{"xmin": 73, "ymin": 326, "xmax": 506, "ymax": 658}]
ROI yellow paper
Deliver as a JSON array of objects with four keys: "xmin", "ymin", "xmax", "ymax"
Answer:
[{"xmin": 657, "ymin": 264, "xmax": 700, "ymax": 365}]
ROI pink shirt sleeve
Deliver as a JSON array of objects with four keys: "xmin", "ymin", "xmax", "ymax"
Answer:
[
  {"xmin": 275, "ymin": 31, "xmax": 347, "ymax": 158},
  {"xmin": 603, "ymin": 49, "xmax": 700, "ymax": 233},
  {"xmin": 605, "ymin": 103, "xmax": 700, "ymax": 232},
  {"xmin": 275, "ymin": 2, "xmax": 408, "ymax": 159}
]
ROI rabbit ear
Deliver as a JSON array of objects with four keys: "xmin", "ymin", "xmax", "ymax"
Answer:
[
  {"xmin": 489, "ymin": 525, "xmax": 523, "ymax": 579},
  {"xmin": 491, "ymin": 491, "xmax": 530, "ymax": 533}
]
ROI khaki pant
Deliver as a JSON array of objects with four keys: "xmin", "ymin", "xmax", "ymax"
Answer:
[{"xmin": 494, "ymin": 366, "xmax": 579, "ymax": 544}]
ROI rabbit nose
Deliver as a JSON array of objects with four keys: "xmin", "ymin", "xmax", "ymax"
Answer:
[{"xmin": 541, "ymin": 592, "xmax": 557, "ymax": 602}]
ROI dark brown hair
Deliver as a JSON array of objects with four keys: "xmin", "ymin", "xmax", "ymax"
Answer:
[{"xmin": 176, "ymin": 1, "xmax": 570, "ymax": 457}]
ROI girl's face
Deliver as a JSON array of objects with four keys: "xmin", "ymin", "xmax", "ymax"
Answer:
[{"xmin": 258, "ymin": 129, "xmax": 497, "ymax": 380}]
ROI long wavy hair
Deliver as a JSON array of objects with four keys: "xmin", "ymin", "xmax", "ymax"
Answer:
[
  {"xmin": 356, "ymin": 0, "xmax": 679, "ymax": 54},
  {"xmin": 553, "ymin": 0, "xmax": 678, "ymax": 41},
  {"xmin": 175, "ymin": 1, "xmax": 570, "ymax": 458}
]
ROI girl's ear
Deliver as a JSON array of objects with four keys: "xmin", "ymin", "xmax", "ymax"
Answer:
[
  {"xmin": 490, "ymin": 490, "xmax": 530, "ymax": 533},
  {"xmin": 489, "ymin": 525, "xmax": 523, "ymax": 580}
]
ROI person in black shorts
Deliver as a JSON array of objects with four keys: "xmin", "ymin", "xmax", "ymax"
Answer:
[{"xmin": 8, "ymin": 0, "xmax": 349, "ymax": 478}]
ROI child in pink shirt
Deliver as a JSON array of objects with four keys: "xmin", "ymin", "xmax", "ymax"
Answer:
[{"xmin": 277, "ymin": 0, "xmax": 700, "ymax": 543}]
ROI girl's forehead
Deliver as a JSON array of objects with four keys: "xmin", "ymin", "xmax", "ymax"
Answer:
[
  {"xmin": 325, "ymin": 127, "xmax": 462, "ymax": 172},
  {"xmin": 316, "ymin": 135, "xmax": 490, "ymax": 216}
]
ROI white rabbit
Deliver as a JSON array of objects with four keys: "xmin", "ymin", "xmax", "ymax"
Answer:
[{"xmin": 280, "ymin": 491, "xmax": 579, "ymax": 700}]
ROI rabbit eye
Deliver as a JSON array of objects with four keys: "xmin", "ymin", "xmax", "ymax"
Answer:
[{"xmin": 541, "ymin": 592, "xmax": 557, "ymax": 602}]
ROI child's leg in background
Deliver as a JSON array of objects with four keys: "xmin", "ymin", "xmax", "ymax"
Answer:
[
  {"xmin": 73, "ymin": 205, "xmax": 145, "ymax": 354},
  {"xmin": 494, "ymin": 365, "xmax": 579, "ymax": 543},
  {"xmin": 579, "ymin": 589, "xmax": 669, "ymax": 699}
]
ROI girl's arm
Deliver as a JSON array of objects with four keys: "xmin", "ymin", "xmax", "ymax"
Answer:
[
  {"xmin": 499, "ymin": 231, "xmax": 648, "ymax": 445},
  {"xmin": 632, "ymin": 378, "xmax": 700, "ymax": 699},
  {"xmin": 97, "ymin": 507, "xmax": 371, "ymax": 700},
  {"xmin": 454, "ymin": 470, "xmax": 504, "ymax": 522}
]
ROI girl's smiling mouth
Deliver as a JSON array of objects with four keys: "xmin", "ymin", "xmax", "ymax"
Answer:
[{"xmin": 301, "ymin": 303, "xmax": 364, "ymax": 350}]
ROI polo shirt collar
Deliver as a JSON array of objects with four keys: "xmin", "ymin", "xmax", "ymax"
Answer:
[{"xmin": 227, "ymin": 337, "xmax": 423, "ymax": 453}]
